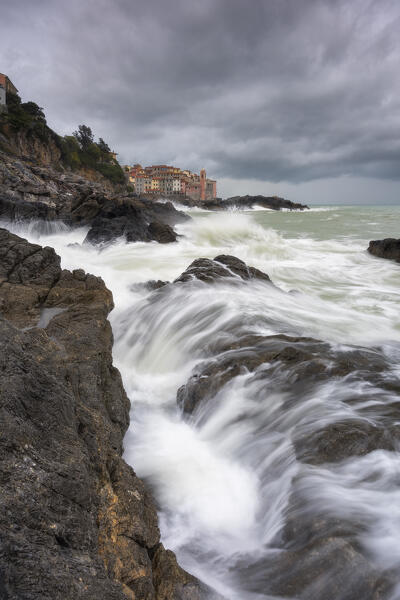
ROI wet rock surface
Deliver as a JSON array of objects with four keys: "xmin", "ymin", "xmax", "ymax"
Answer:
[
  {"xmin": 156, "ymin": 193, "xmax": 308, "ymax": 211},
  {"xmin": 368, "ymin": 238, "xmax": 400, "ymax": 263},
  {"xmin": 0, "ymin": 229, "xmax": 219, "ymax": 600},
  {"xmin": 174, "ymin": 254, "xmax": 271, "ymax": 284},
  {"xmin": 0, "ymin": 150, "xmax": 188, "ymax": 245},
  {"xmin": 206, "ymin": 194, "xmax": 309, "ymax": 211},
  {"xmin": 168, "ymin": 255, "xmax": 400, "ymax": 600}
]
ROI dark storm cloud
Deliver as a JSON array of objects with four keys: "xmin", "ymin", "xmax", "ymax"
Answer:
[{"xmin": 2, "ymin": 0, "xmax": 400, "ymax": 183}]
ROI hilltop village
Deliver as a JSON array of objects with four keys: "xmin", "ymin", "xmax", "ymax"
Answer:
[{"xmin": 125, "ymin": 163, "xmax": 217, "ymax": 201}]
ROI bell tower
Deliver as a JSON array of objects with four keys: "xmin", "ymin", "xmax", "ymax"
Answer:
[{"xmin": 200, "ymin": 168, "xmax": 206, "ymax": 201}]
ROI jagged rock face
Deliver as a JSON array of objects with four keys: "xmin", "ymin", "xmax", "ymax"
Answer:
[
  {"xmin": 0, "ymin": 128, "xmax": 62, "ymax": 167},
  {"xmin": 83, "ymin": 198, "xmax": 182, "ymax": 245},
  {"xmin": 174, "ymin": 254, "xmax": 271, "ymax": 284},
  {"xmin": 0, "ymin": 229, "xmax": 218, "ymax": 600},
  {"xmin": 0, "ymin": 150, "xmax": 189, "ymax": 245},
  {"xmin": 368, "ymin": 238, "xmax": 400, "ymax": 263}
]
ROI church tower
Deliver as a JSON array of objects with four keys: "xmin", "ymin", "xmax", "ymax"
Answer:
[{"xmin": 200, "ymin": 168, "xmax": 206, "ymax": 201}]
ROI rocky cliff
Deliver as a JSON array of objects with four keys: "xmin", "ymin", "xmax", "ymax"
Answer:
[
  {"xmin": 0, "ymin": 146, "xmax": 189, "ymax": 245},
  {"xmin": 0, "ymin": 228, "xmax": 220, "ymax": 600}
]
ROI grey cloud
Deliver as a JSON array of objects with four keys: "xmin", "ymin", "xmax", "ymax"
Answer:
[{"xmin": 2, "ymin": 0, "xmax": 400, "ymax": 186}]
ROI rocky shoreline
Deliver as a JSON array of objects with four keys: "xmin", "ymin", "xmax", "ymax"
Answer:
[
  {"xmin": 205, "ymin": 194, "xmax": 309, "ymax": 211},
  {"xmin": 0, "ymin": 118, "xmax": 397, "ymax": 600},
  {"xmin": 0, "ymin": 147, "xmax": 189, "ymax": 246},
  {"xmin": 0, "ymin": 228, "xmax": 221, "ymax": 599},
  {"xmin": 154, "ymin": 193, "xmax": 309, "ymax": 211}
]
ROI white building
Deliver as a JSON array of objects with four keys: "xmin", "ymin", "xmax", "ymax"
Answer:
[{"xmin": 172, "ymin": 178, "xmax": 181, "ymax": 193}]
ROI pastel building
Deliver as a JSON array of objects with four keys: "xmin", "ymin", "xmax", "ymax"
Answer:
[{"xmin": 126, "ymin": 163, "xmax": 217, "ymax": 202}]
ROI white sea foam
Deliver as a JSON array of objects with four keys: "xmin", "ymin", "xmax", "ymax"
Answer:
[{"xmin": 3, "ymin": 205, "xmax": 400, "ymax": 599}]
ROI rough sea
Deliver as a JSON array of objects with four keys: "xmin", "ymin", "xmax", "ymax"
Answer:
[{"xmin": 5, "ymin": 203, "xmax": 400, "ymax": 599}]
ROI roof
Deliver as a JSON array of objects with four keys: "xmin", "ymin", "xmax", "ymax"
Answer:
[{"xmin": 0, "ymin": 73, "xmax": 18, "ymax": 93}]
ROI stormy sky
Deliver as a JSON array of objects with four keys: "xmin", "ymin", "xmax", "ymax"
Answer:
[{"xmin": 2, "ymin": 0, "xmax": 400, "ymax": 203}]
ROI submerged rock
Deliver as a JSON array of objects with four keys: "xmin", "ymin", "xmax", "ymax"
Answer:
[
  {"xmin": 0, "ymin": 228, "xmax": 220, "ymax": 599},
  {"xmin": 368, "ymin": 238, "xmax": 400, "ymax": 263},
  {"xmin": 170, "ymin": 254, "xmax": 400, "ymax": 599}
]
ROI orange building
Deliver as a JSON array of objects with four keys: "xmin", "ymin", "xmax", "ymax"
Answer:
[{"xmin": 0, "ymin": 73, "xmax": 18, "ymax": 108}]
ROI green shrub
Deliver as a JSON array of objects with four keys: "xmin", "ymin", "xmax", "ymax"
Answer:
[
  {"xmin": 96, "ymin": 162, "xmax": 126, "ymax": 184},
  {"xmin": 0, "ymin": 93, "xmax": 51, "ymax": 142},
  {"xmin": 1, "ymin": 100, "xmax": 124, "ymax": 186}
]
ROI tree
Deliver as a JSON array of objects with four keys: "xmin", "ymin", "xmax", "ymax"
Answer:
[
  {"xmin": 98, "ymin": 137, "xmax": 111, "ymax": 153},
  {"xmin": 73, "ymin": 124, "xmax": 94, "ymax": 149},
  {"xmin": 21, "ymin": 102, "xmax": 46, "ymax": 123}
]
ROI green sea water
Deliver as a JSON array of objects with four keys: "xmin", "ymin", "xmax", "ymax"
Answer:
[{"xmin": 251, "ymin": 204, "xmax": 400, "ymax": 242}]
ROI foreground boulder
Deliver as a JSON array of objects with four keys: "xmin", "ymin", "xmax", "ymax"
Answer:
[
  {"xmin": 368, "ymin": 238, "xmax": 400, "ymax": 263},
  {"xmin": 0, "ymin": 228, "xmax": 220, "ymax": 600}
]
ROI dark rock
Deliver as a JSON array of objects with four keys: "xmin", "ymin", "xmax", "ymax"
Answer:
[
  {"xmin": 0, "ymin": 191, "xmax": 56, "ymax": 221},
  {"xmin": 214, "ymin": 254, "xmax": 271, "ymax": 282},
  {"xmin": 368, "ymin": 238, "xmax": 400, "ymax": 263},
  {"xmin": 205, "ymin": 194, "xmax": 309, "ymax": 211},
  {"xmin": 174, "ymin": 254, "xmax": 271, "ymax": 284},
  {"xmin": 150, "ymin": 193, "xmax": 308, "ymax": 211},
  {"xmin": 0, "ymin": 150, "xmax": 190, "ymax": 247},
  {"xmin": 152, "ymin": 545, "xmax": 224, "ymax": 600},
  {"xmin": 147, "ymin": 220, "xmax": 177, "ymax": 244},
  {"xmin": 145, "ymin": 280, "xmax": 169, "ymax": 291},
  {"xmin": 235, "ymin": 534, "xmax": 392, "ymax": 599},
  {"xmin": 83, "ymin": 199, "xmax": 184, "ymax": 245},
  {"xmin": 0, "ymin": 229, "xmax": 217, "ymax": 599},
  {"xmin": 177, "ymin": 334, "xmax": 328, "ymax": 415},
  {"xmin": 293, "ymin": 420, "xmax": 399, "ymax": 465}
]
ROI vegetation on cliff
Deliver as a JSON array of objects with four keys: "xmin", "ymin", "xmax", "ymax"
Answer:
[
  {"xmin": 0, "ymin": 92, "xmax": 125, "ymax": 185},
  {"xmin": 60, "ymin": 124, "xmax": 125, "ymax": 184}
]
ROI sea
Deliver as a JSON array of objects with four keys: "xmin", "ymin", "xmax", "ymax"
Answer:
[{"xmin": 5, "ymin": 203, "xmax": 400, "ymax": 599}]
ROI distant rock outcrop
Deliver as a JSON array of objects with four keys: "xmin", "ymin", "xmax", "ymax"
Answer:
[
  {"xmin": 209, "ymin": 194, "xmax": 309, "ymax": 211},
  {"xmin": 368, "ymin": 238, "xmax": 400, "ymax": 263},
  {"xmin": 0, "ymin": 228, "xmax": 221, "ymax": 600}
]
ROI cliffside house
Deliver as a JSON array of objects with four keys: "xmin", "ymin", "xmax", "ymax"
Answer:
[{"xmin": 0, "ymin": 73, "xmax": 18, "ymax": 109}]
